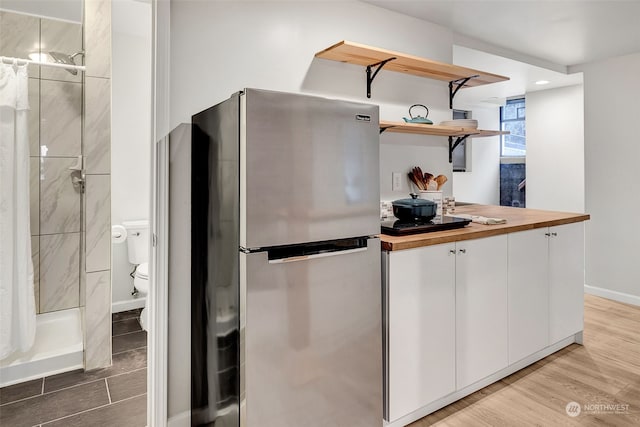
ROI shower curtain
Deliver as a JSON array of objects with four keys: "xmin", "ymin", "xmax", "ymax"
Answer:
[{"xmin": 0, "ymin": 61, "xmax": 36, "ymax": 359}]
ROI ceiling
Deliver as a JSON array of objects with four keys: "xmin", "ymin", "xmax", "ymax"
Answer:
[
  {"xmin": 365, "ymin": 0, "xmax": 640, "ymax": 68},
  {"xmin": 452, "ymin": 45, "xmax": 583, "ymax": 107}
]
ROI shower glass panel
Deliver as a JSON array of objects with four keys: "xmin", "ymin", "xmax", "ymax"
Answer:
[{"xmin": 0, "ymin": 10, "xmax": 85, "ymax": 314}]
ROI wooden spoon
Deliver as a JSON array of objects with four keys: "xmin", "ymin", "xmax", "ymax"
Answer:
[
  {"xmin": 435, "ymin": 174, "xmax": 448, "ymax": 190},
  {"xmin": 423, "ymin": 172, "xmax": 434, "ymax": 188},
  {"xmin": 415, "ymin": 167, "xmax": 427, "ymax": 189},
  {"xmin": 412, "ymin": 168, "xmax": 425, "ymax": 190},
  {"xmin": 407, "ymin": 172, "xmax": 422, "ymax": 190}
]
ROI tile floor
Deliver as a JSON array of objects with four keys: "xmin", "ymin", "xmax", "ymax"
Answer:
[{"xmin": 0, "ymin": 309, "xmax": 147, "ymax": 427}]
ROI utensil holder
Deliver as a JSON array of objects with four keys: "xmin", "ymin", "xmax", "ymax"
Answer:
[{"xmin": 419, "ymin": 191, "xmax": 443, "ymax": 216}]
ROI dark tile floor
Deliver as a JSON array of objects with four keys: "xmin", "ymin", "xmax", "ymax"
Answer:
[{"xmin": 0, "ymin": 309, "xmax": 147, "ymax": 427}]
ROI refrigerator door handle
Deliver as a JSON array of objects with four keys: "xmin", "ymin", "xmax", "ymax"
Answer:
[{"xmin": 268, "ymin": 247, "xmax": 367, "ymax": 264}]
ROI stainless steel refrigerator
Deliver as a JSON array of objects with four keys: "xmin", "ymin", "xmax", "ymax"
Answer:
[{"xmin": 190, "ymin": 89, "xmax": 382, "ymax": 426}]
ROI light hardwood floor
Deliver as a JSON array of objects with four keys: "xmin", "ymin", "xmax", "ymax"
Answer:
[{"xmin": 410, "ymin": 294, "xmax": 640, "ymax": 426}]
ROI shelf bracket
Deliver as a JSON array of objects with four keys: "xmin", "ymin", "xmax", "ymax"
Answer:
[
  {"xmin": 448, "ymin": 75, "xmax": 479, "ymax": 109},
  {"xmin": 448, "ymin": 135, "xmax": 471, "ymax": 163},
  {"xmin": 379, "ymin": 127, "xmax": 389, "ymax": 134},
  {"xmin": 366, "ymin": 57, "xmax": 397, "ymax": 98}
]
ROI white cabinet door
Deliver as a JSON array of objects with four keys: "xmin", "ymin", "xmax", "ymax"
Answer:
[
  {"xmin": 549, "ymin": 222, "xmax": 585, "ymax": 343},
  {"xmin": 507, "ymin": 228, "xmax": 549, "ymax": 364},
  {"xmin": 456, "ymin": 235, "xmax": 508, "ymax": 390},
  {"xmin": 387, "ymin": 244, "xmax": 456, "ymax": 422}
]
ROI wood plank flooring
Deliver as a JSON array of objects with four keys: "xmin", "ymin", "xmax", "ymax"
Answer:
[
  {"xmin": 0, "ymin": 309, "xmax": 147, "ymax": 427},
  {"xmin": 410, "ymin": 294, "xmax": 640, "ymax": 426}
]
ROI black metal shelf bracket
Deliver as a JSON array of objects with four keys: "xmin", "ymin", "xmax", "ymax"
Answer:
[
  {"xmin": 366, "ymin": 57, "xmax": 397, "ymax": 98},
  {"xmin": 379, "ymin": 127, "xmax": 389, "ymax": 134},
  {"xmin": 448, "ymin": 135, "xmax": 471, "ymax": 163},
  {"xmin": 448, "ymin": 75, "xmax": 479, "ymax": 109}
]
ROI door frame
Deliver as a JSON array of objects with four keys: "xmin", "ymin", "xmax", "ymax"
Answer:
[{"xmin": 149, "ymin": 0, "xmax": 170, "ymax": 425}]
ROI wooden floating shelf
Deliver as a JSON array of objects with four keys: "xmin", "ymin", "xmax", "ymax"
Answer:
[
  {"xmin": 379, "ymin": 121, "xmax": 509, "ymax": 138},
  {"xmin": 315, "ymin": 41, "xmax": 509, "ymax": 88},
  {"xmin": 470, "ymin": 129, "xmax": 511, "ymax": 137}
]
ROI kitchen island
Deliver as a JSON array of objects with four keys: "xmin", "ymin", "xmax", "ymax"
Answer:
[{"xmin": 380, "ymin": 205, "xmax": 589, "ymax": 427}]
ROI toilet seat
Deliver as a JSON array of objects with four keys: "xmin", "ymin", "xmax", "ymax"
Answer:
[
  {"xmin": 133, "ymin": 262, "xmax": 149, "ymax": 331},
  {"xmin": 134, "ymin": 262, "xmax": 149, "ymax": 294}
]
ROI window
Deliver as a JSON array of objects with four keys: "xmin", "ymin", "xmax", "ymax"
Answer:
[
  {"xmin": 452, "ymin": 109, "xmax": 471, "ymax": 172},
  {"xmin": 500, "ymin": 98, "xmax": 526, "ymax": 156},
  {"xmin": 499, "ymin": 98, "xmax": 526, "ymax": 207}
]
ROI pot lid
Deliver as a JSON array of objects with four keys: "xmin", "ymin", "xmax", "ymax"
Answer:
[{"xmin": 392, "ymin": 193, "xmax": 436, "ymax": 208}]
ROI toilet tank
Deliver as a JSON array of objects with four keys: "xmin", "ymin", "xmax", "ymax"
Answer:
[{"xmin": 122, "ymin": 220, "xmax": 149, "ymax": 265}]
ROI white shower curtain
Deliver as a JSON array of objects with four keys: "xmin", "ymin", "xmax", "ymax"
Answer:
[{"xmin": 0, "ymin": 61, "xmax": 36, "ymax": 359}]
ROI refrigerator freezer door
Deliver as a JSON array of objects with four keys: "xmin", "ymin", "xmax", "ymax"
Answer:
[
  {"xmin": 191, "ymin": 95, "xmax": 242, "ymax": 425},
  {"xmin": 241, "ymin": 89, "xmax": 380, "ymax": 249},
  {"xmin": 241, "ymin": 238, "xmax": 382, "ymax": 427}
]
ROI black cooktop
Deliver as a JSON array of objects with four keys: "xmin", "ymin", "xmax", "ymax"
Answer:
[{"xmin": 381, "ymin": 216, "xmax": 472, "ymax": 236}]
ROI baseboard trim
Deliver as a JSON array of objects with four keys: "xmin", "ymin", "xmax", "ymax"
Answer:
[
  {"xmin": 112, "ymin": 298, "xmax": 146, "ymax": 313},
  {"xmin": 584, "ymin": 285, "xmax": 640, "ymax": 307}
]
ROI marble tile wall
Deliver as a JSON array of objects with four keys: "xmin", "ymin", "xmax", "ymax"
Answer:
[
  {"xmin": 85, "ymin": 77, "xmax": 111, "ymax": 174},
  {"xmin": 4, "ymin": 10, "xmax": 85, "ymax": 315},
  {"xmin": 29, "ymin": 158, "xmax": 39, "ymax": 235},
  {"xmin": 85, "ymin": 0, "xmax": 112, "ymax": 79},
  {"xmin": 40, "ymin": 19, "xmax": 83, "ymax": 83},
  {"xmin": 0, "ymin": 11, "xmax": 40, "ymax": 77},
  {"xmin": 83, "ymin": 0, "xmax": 113, "ymax": 370},
  {"xmin": 31, "ymin": 237, "xmax": 40, "ymax": 311},
  {"xmin": 39, "ymin": 80, "xmax": 82, "ymax": 157},
  {"xmin": 85, "ymin": 271, "xmax": 112, "ymax": 370},
  {"xmin": 39, "ymin": 232, "xmax": 80, "ymax": 312},
  {"xmin": 39, "ymin": 157, "xmax": 82, "ymax": 234},
  {"xmin": 28, "ymin": 79, "xmax": 39, "ymax": 156},
  {"xmin": 85, "ymin": 175, "xmax": 111, "ymax": 272}
]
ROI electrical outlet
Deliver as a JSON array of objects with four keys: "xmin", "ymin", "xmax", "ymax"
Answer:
[{"xmin": 392, "ymin": 172, "xmax": 402, "ymax": 191}]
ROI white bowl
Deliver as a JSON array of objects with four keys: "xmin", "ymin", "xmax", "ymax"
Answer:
[{"xmin": 440, "ymin": 119, "xmax": 478, "ymax": 129}]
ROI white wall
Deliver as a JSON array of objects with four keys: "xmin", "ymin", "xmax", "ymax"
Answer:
[
  {"xmin": 380, "ymin": 134, "xmax": 451, "ymax": 201},
  {"xmin": 111, "ymin": 0, "xmax": 152, "ymax": 310},
  {"xmin": 570, "ymin": 53, "xmax": 640, "ymax": 303},
  {"xmin": 170, "ymin": 1, "xmax": 454, "ymax": 129},
  {"xmin": 452, "ymin": 106, "xmax": 501, "ymax": 205},
  {"xmin": 526, "ymin": 84, "xmax": 584, "ymax": 213},
  {"xmin": 170, "ymin": 1, "xmax": 458, "ymax": 203}
]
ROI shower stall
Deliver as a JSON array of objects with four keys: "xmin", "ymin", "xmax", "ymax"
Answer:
[{"xmin": 0, "ymin": 4, "xmax": 113, "ymax": 387}]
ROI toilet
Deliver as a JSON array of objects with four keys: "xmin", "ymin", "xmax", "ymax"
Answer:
[{"xmin": 122, "ymin": 220, "xmax": 150, "ymax": 330}]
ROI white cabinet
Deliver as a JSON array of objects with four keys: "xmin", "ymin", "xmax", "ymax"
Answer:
[
  {"xmin": 508, "ymin": 222, "xmax": 585, "ymax": 363},
  {"xmin": 385, "ymin": 244, "xmax": 456, "ymax": 422},
  {"xmin": 384, "ymin": 234, "xmax": 508, "ymax": 420},
  {"xmin": 383, "ymin": 221, "xmax": 585, "ymax": 426},
  {"xmin": 549, "ymin": 222, "xmax": 585, "ymax": 343},
  {"xmin": 508, "ymin": 228, "xmax": 550, "ymax": 364},
  {"xmin": 455, "ymin": 235, "xmax": 509, "ymax": 390}
]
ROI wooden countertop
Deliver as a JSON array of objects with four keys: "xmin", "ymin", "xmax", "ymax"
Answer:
[{"xmin": 380, "ymin": 204, "xmax": 590, "ymax": 251}]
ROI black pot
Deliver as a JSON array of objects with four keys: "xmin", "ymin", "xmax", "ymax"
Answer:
[{"xmin": 392, "ymin": 193, "xmax": 437, "ymax": 222}]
